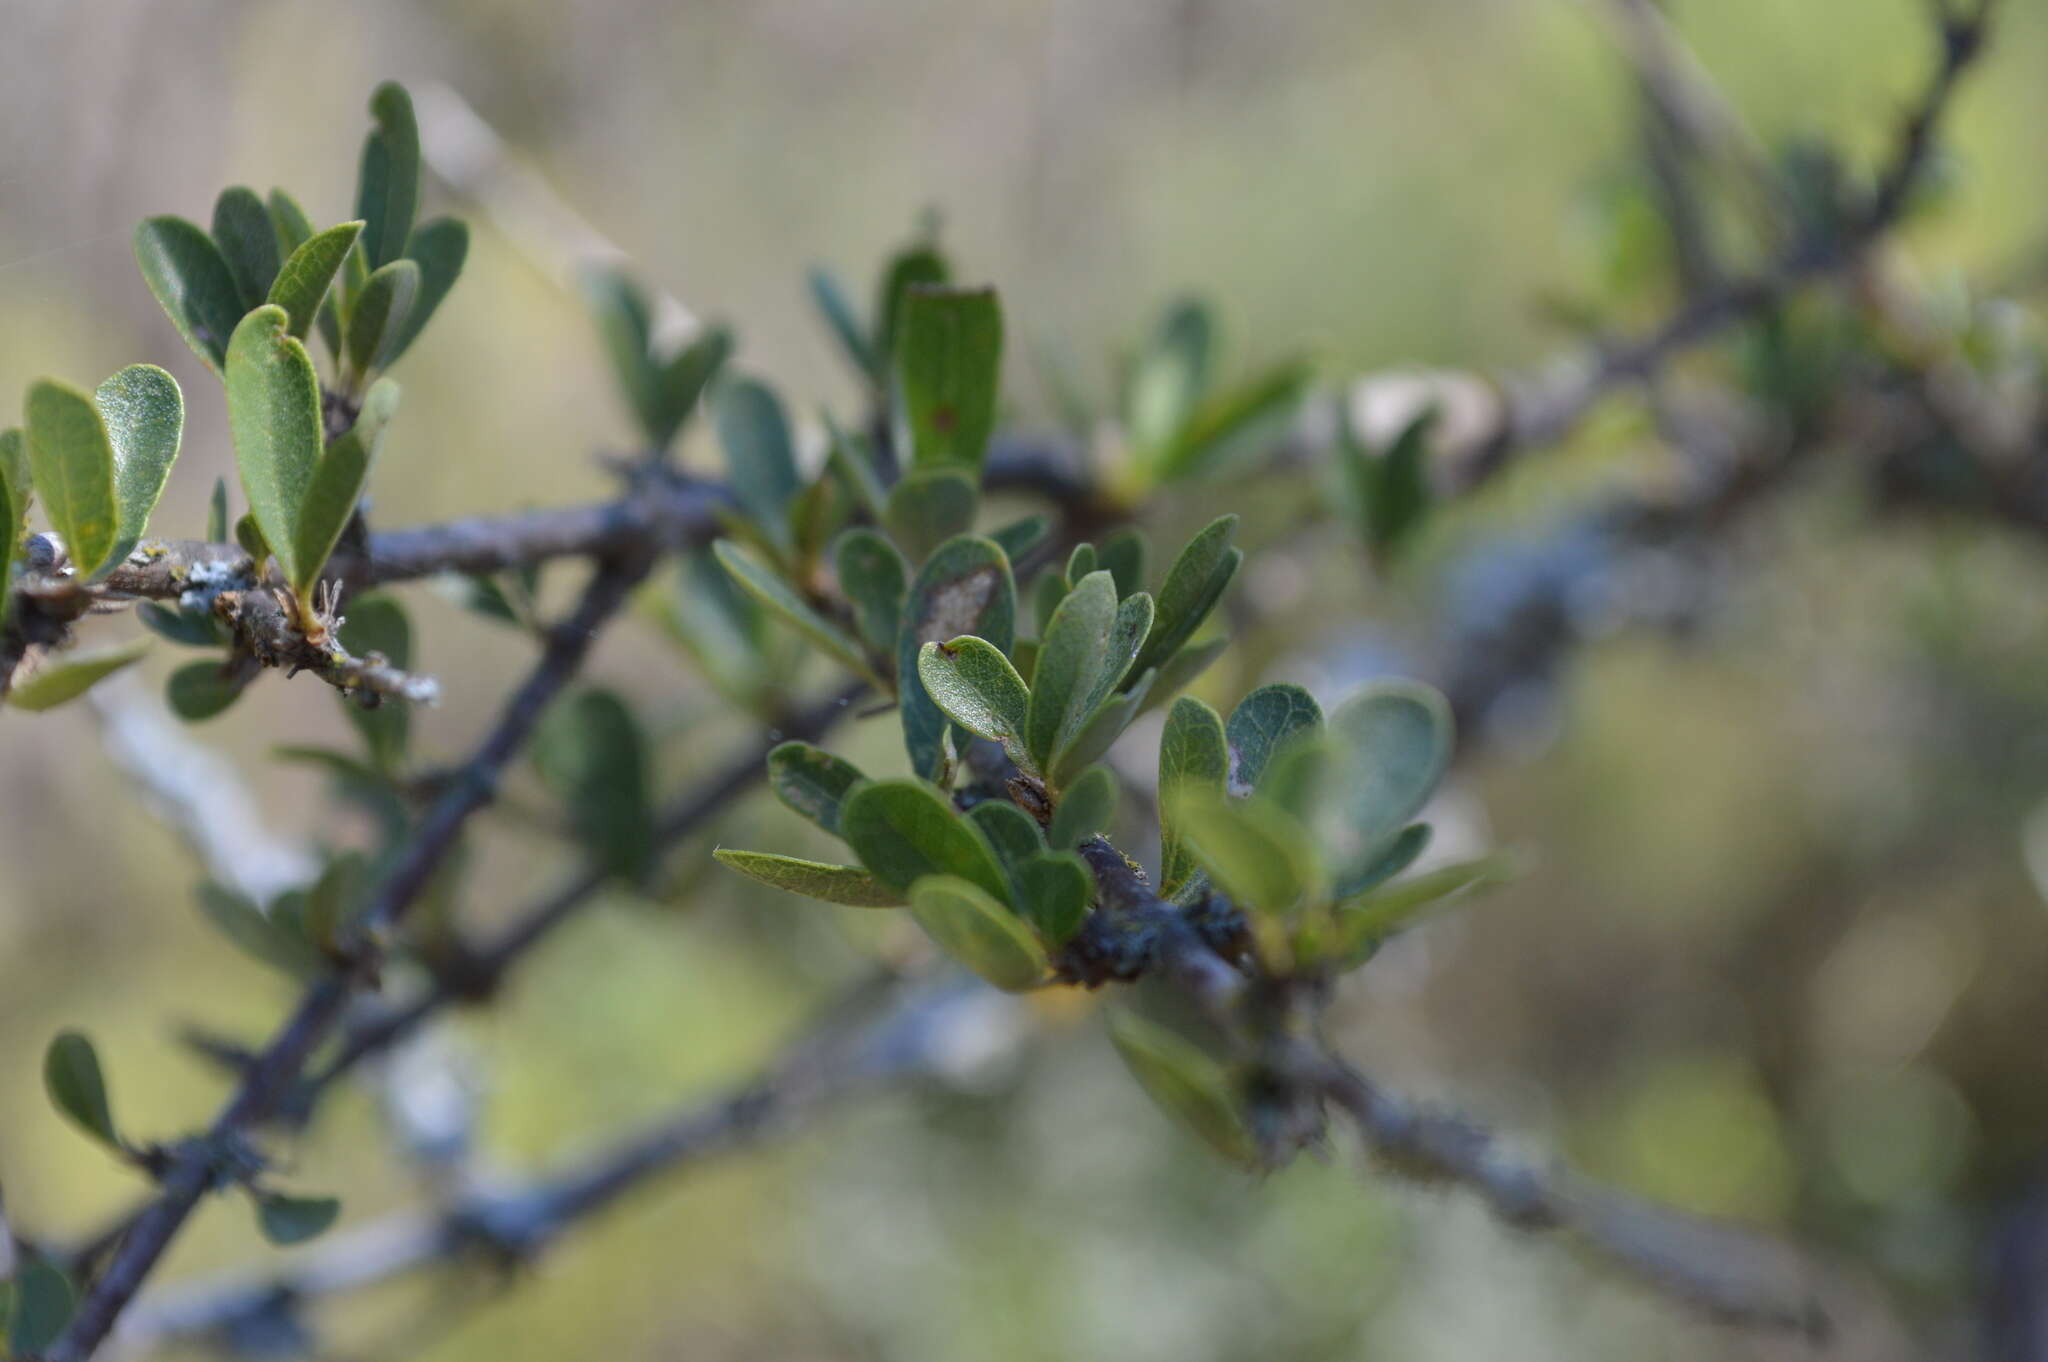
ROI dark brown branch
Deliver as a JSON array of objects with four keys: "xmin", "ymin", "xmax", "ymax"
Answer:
[{"xmin": 47, "ymin": 551, "xmax": 656, "ymax": 1362}]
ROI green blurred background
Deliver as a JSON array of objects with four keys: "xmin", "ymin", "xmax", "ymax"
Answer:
[{"xmin": 6, "ymin": 0, "xmax": 2048, "ymax": 1357}]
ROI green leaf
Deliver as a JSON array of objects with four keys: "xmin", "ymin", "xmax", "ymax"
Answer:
[
  {"xmin": 1257, "ymin": 735, "xmax": 1333, "ymax": 825},
  {"xmin": 1226, "ymin": 683, "xmax": 1324, "ymax": 795},
  {"xmin": 7, "ymin": 1260, "xmax": 76, "ymax": 1357},
  {"xmin": 884, "ymin": 467, "xmax": 979, "ymax": 565},
  {"xmin": 714, "ymin": 848, "xmax": 904, "ymax": 907},
  {"xmin": 1107, "ymin": 1010, "xmax": 1254, "ymax": 1162},
  {"xmin": 1335, "ymin": 822, "xmax": 1432, "ymax": 901},
  {"xmin": 337, "ymin": 591, "xmax": 411, "ymax": 767},
  {"xmin": 1142, "ymin": 635, "xmax": 1225, "ymax": 711},
  {"xmin": 825, "ymin": 417, "xmax": 887, "ymax": 518},
  {"xmin": 841, "ymin": 778, "xmax": 1011, "ymax": 905},
  {"xmin": 661, "ymin": 546, "xmax": 773, "ymax": 712},
  {"xmin": 167, "ymin": 659, "xmax": 247, "ymax": 721},
  {"xmin": 1332, "ymin": 855, "xmax": 1513, "ymax": 968},
  {"xmin": 96, "ymin": 364, "xmax": 184, "ymax": 571},
  {"xmin": 1066, "ymin": 542, "xmax": 1096, "ymax": 584},
  {"xmin": 1050, "ymin": 667, "xmax": 1156, "ymax": 787},
  {"xmin": 344, "ymin": 259, "xmax": 421, "ymax": 377},
  {"xmin": 25, "ymin": 379, "xmax": 118, "ymax": 579},
  {"xmin": 1150, "ymin": 360, "xmax": 1311, "ymax": 482},
  {"xmin": 1127, "ymin": 297, "xmax": 1214, "ymax": 451},
  {"xmin": 268, "ymin": 220, "xmax": 364, "ymax": 341},
  {"xmin": 255, "ymin": 1193, "xmax": 341, "ymax": 1245},
  {"xmin": 1026, "ymin": 571, "xmax": 1152, "ymax": 772},
  {"xmin": 356, "ymin": 81, "xmax": 421, "ymax": 268},
  {"xmin": 292, "ymin": 377, "xmax": 399, "ymax": 599},
  {"xmin": 43, "ymin": 1031, "xmax": 120, "ymax": 1150},
  {"xmin": 833, "ymin": 528, "xmax": 907, "ymax": 656},
  {"xmin": 808, "ymin": 264, "xmax": 879, "ymax": 382},
  {"xmin": 990, "ymin": 513, "xmax": 1053, "ymax": 563},
  {"xmin": 1046, "ymin": 762, "xmax": 1118, "ymax": 851},
  {"xmin": 917, "ymin": 637, "xmax": 1034, "ymax": 775},
  {"xmin": 715, "ymin": 376, "xmax": 802, "ymax": 544},
  {"xmin": 908, "ymin": 874, "xmax": 1046, "ymax": 991},
  {"xmin": 583, "ymin": 266, "xmax": 658, "ymax": 437},
  {"xmin": 8, "ymin": 638, "xmax": 150, "ymax": 711},
  {"xmin": 895, "ymin": 535, "xmax": 1016, "ymax": 780},
  {"xmin": 268, "ymin": 188, "xmax": 315, "ymax": 256},
  {"xmin": 713, "ymin": 539, "xmax": 885, "ymax": 688},
  {"xmin": 235, "ymin": 512, "xmax": 270, "ymax": 564},
  {"xmin": 1159, "ymin": 696, "xmax": 1228, "ymax": 896},
  {"xmin": 1029, "ymin": 564, "xmax": 1067, "ymax": 635},
  {"xmin": 967, "ymin": 799, "xmax": 1046, "ymax": 884},
  {"xmin": 534, "ymin": 689, "xmax": 657, "ymax": 883},
  {"xmin": 1097, "ymin": 528, "xmax": 1148, "ymax": 599},
  {"xmin": 134, "ymin": 215, "xmax": 245, "ymax": 371},
  {"xmin": 767, "ymin": 740, "xmax": 868, "ymax": 837},
  {"xmin": 0, "ymin": 475, "xmax": 18, "ymax": 629},
  {"xmin": 1319, "ymin": 681, "xmax": 1453, "ymax": 877},
  {"xmin": 382, "ymin": 217, "xmax": 469, "ymax": 363},
  {"xmin": 225, "ymin": 305, "xmax": 324, "ymax": 594},
  {"xmin": 1017, "ymin": 850, "xmax": 1092, "ymax": 945},
  {"xmin": 648, "ymin": 324, "xmax": 731, "ymax": 450},
  {"xmin": 893, "ymin": 285, "xmax": 1003, "ymax": 472},
  {"xmin": 206, "ymin": 475, "xmax": 229, "ymax": 542},
  {"xmin": 1341, "ymin": 407, "xmax": 1434, "ymax": 561},
  {"xmin": 1132, "ymin": 514, "xmax": 1240, "ymax": 679},
  {"xmin": 1174, "ymin": 791, "xmax": 1320, "ymax": 917},
  {"xmin": 196, "ymin": 881, "xmax": 324, "ymax": 977},
  {"xmin": 211, "ymin": 186, "xmax": 282, "ymax": 311},
  {"xmin": 300, "ymin": 852, "xmax": 369, "ymax": 952},
  {"xmin": 0, "ymin": 425, "xmax": 31, "ymax": 523},
  {"xmin": 874, "ymin": 243, "xmax": 949, "ymax": 369}
]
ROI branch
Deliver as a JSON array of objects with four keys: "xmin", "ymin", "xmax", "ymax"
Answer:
[
  {"xmin": 47, "ymin": 550, "xmax": 656, "ymax": 1362},
  {"xmin": 1452, "ymin": 0, "xmax": 1999, "ymax": 489},
  {"xmin": 1314, "ymin": 1059, "xmax": 1830, "ymax": 1336},
  {"xmin": 1062, "ymin": 832, "xmax": 1857, "ymax": 1337},
  {"xmin": 305, "ymin": 681, "xmax": 868, "ymax": 1098},
  {"xmin": 103, "ymin": 974, "xmax": 1024, "ymax": 1359}
]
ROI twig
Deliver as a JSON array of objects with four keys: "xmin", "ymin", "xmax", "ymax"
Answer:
[
  {"xmin": 46, "ymin": 551, "xmax": 656, "ymax": 1362},
  {"xmin": 103, "ymin": 974, "xmax": 1023, "ymax": 1358},
  {"xmin": 306, "ymin": 681, "xmax": 869, "ymax": 1096},
  {"xmin": 1315, "ymin": 1058, "xmax": 1831, "ymax": 1336},
  {"xmin": 1458, "ymin": 0, "xmax": 1999, "ymax": 489}
]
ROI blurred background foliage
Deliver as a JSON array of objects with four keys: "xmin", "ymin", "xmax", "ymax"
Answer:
[{"xmin": 6, "ymin": 0, "xmax": 2048, "ymax": 1358}]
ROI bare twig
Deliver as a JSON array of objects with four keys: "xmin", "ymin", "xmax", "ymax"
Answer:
[
  {"xmin": 1315, "ymin": 1058, "xmax": 1832, "ymax": 1336},
  {"xmin": 306, "ymin": 681, "xmax": 869, "ymax": 1097},
  {"xmin": 47, "ymin": 551, "xmax": 656, "ymax": 1362},
  {"xmin": 104, "ymin": 974, "xmax": 1025, "ymax": 1358}
]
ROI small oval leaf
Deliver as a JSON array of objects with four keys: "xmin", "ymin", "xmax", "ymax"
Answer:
[{"xmin": 908, "ymin": 874, "xmax": 1047, "ymax": 991}]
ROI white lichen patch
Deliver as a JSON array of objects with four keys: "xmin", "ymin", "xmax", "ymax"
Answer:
[{"xmin": 178, "ymin": 558, "xmax": 244, "ymax": 610}]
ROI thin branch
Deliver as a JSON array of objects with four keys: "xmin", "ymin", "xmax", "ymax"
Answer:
[
  {"xmin": 104, "ymin": 974, "xmax": 1022, "ymax": 1358},
  {"xmin": 1315, "ymin": 1058, "xmax": 1830, "ymax": 1336},
  {"xmin": 1459, "ymin": 0, "xmax": 1998, "ymax": 489},
  {"xmin": 47, "ymin": 550, "xmax": 656, "ymax": 1362},
  {"xmin": 306, "ymin": 681, "xmax": 869, "ymax": 1097},
  {"xmin": 1065, "ymin": 833, "xmax": 1857, "ymax": 1337}
]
